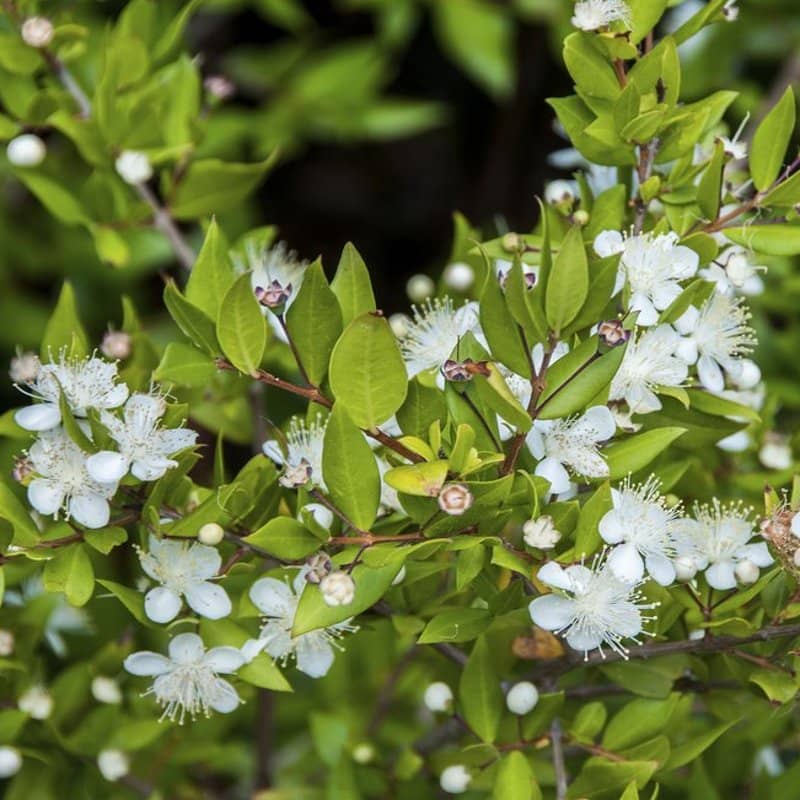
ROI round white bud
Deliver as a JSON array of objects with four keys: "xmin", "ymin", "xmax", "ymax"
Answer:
[
  {"xmin": 759, "ymin": 435, "xmax": 792, "ymax": 471},
  {"xmin": 198, "ymin": 522, "xmax": 225, "ymax": 546},
  {"xmin": 351, "ymin": 743, "xmax": 375, "ymax": 764},
  {"xmin": 21, "ymin": 17, "xmax": 54, "ymax": 48},
  {"xmin": 9, "ymin": 350, "xmax": 40, "ymax": 384},
  {"xmin": 438, "ymin": 483, "xmax": 473, "ymax": 516},
  {"xmin": 406, "ymin": 274, "xmax": 435, "ymax": 303},
  {"xmin": 18, "ymin": 685, "xmax": 53, "ymax": 720},
  {"xmin": 388, "ymin": 313, "xmax": 410, "ymax": 338},
  {"xmin": 735, "ymin": 559, "xmax": 760, "ymax": 585},
  {"xmin": 91, "ymin": 676, "xmax": 122, "ymax": 705},
  {"xmin": 97, "ymin": 749, "xmax": 130, "ymax": 782},
  {"xmin": 319, "ymin": 571, "xmax": 355, "ymax": 607},
  {"xmin": 440, "ymin": 764, "xmax": 471, "ymax": 794},
  {"xmin": 7, "ymin": 134, "xmax": 46, "ymax": 167},
  {"xmin": 0, "ymin": 747, "xmax": 22, "ymax": 778},
  {"xmin": 506, "ymin": 681, "xmax": 539, "ymax": 715},
  {"xmin": 0, "ymin": 629, "xmax": 14, "ymax": 657},
  {"xmin": 674, "ymin": 556, "xmax": 698, "ymax": 583},
  {"xmin": 115, "ymin": 150, "xmax": 153, "ymax": 185},
  {"xmin": 522, "ymin": 516, "xmax": 561, "ymax": 550},
  {"xmin": 301, "ymin": 502, "xmax": 334, "ymax": 531},
  {"xmin": 734, "ymin": 359, "xmax": 761, "ymax": 390},
  {"xmin": 545, "ymin": 180, "xmax": 575, "ymax": 205},
  {"xmin": 443, "ymin": 262, "xmax": 475, "ymax": 292},
  {"xmin": 100, "ymin": 330, "xmax": 132, "ymax": 360},
  {"xmin": 423, "ymin": 681, "xmax": 453, "ymax": 713},
  {"xmin": 688, "ymin": 628, "xmax": 706, "ymax": 641},
  {"xmin": 573, "ymin": 209, "xmax": 590, "ymax": 226}
]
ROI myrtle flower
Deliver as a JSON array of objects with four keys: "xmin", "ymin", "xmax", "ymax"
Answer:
[
  {"xmin": 599, "ymin": 477, "xmax": 683, "ymax": 585},
  {"xmin": 124, "ymin": 632, "xmax": 245, "ymax": 723},
  {"xmin": 527, "ymin": 405, "xmax": 616, "ymax": 495},
  {"xmin": 718, "ymin": 115, "xmax": 749, "ymax": 161},
  {"xmin": 679, "ymin": 501, "xmax": 773, "ymax": 590},
  {"xmin": 398, "ymin": 297, "xmax": 482, "ymax": 382},
  {"xmin": 14, "ymin": 353, "xmax": 129, "ymax": 432},
  {"xmin": 594, "ymin": 230, "xmax": 699, "ymax": 326},
  {"xmin": 701, "ymin": 246, "xmax": 765, "ymax": 296},
  {"xmin": 495, "ymin": 259, "xmax": 538, "ymax": 291},
  {"xmin": 673, "ymin": 293, "xmax": 756, "ymax": 392},
  {"xmin": 263, "ymin": 415, "xmax": 327, "ymax": 490},
  {"xmin": 529, "ymin": 556, "xmax": 656, "ymax": 658},
  {"xmin": 85, "ymin": 393, "xmax": 197, "ymax": 484},
  {"xmin": 609, "ymin": 325, "xmax": 688, "ymax": 414},
  {"xmin": 548, "ymin": 144, "xmax": 619, "ymax": 197},
  {"xmin": 247, "ymin": 241, "xmax": 307, "ymax": 311},
  {"xmin": 571, "ymin": 0, "xmax": 631, "ymax": 31},
  {"xmin": 138, "ymin": 535, "xmax": 231, "ymax": 623},
  {"xmin": 27, "ymin": 426, "xmax": 118, "ymax": 528},
  {"xmin": 248, "ymin": 570, "xmax": 357, "ymax": 678}
]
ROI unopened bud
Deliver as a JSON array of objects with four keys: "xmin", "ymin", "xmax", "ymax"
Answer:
[
  {"xmin": 9, "ymin": 350, "xmax": 40, "ymax": 383},
  {"xmin": 115, "ymin": 150, "xmax": 153, "ymax": 185},
  {"xmin": 441, "ymin": 358, "xmax": 490, "ymax": 383},
  {"xmin": 523, "ymin": 516, "xmax": 561, "ymax": 549},
  {"xmin": 423, "ymin": 681, "xmax": 453, "ymax": 712},
  {"xmin": 506, "ymin": 681, "xmax": 539, "ymax": 715},
  {"xmin": 544, "ymin": 180, "xmax": 574, "ymax": 206},
  {"xmin": 91, "ymin": 676, "xmax": 122, "ymax": 705},
  {"xmin": 0, "ymin": 747, "xmax": 22, "ymax": 778},
  {"xmin": 198, "ymin": 522, "xmax": 225, "ymax": 546},
  {"xmin": 501, "ymin": 232, "xmax": 521, "ymax": 252},
  {"xmin": 0, "ymin": 629, "xmax": 14, "ymax": 657},
  {"xmin": 438, "ymin": 483, "xmax": 473, "ymax": 516},
  {"xmin": 18, "ymin": 685, "xmax": 53, "ymax": 720},
  {"xmin": 21, "ymin": 17, "xmax": 54, "ymax": 48},
  {"xmin": 598, "ymin": 319, "xmax": 630, "ymax": 347},
  {"xmin": 304, "ymin": 552, "xmax": 333, "ymax": 584},
  {"xmin": 440, "ymin": 765, "xmax": 471, "ymax": 794},
  {"xmin": 759, "ymin": 433, "xmax": 792, "ymax": 471},
  {"xmin": 279, "ymin": 459, "xmax": 312, "ymax": 488},
  {"xmin": 735, "ymin": 559, "xmax": 759, "ymax": 585},
  {"xmin": 319, "ymin": 571, "xmax": 355, "ymax": 606},
  {"xmin": 388, "ymin": 313, "xmax": 410, "ymax": 338},
  {"xmin": 204, "ymin": 74, "xmax": 235, "ymax": 100},
  {"xmin": 722, "ymin": 0, "xmax": 738, "ymax": 21},
  {"xmin": 254, "ymin": 279, "xmax": 292, "ymax": 309},
  {"xmin": 101, "ymin": 330, "xmax": 132, "ymax": 360},
  {"xmin": 6, "ymin": 134, "xmax": 46, "ymax": 167},
  {"xmin": 406, "ymin": 274, "xmax": 435, "ymax": 303},
  {"xmin": 97, "ymin": 749, "xmax": 129, "ymax": 782},
  {"xmin": 674, "ymin": 555, "xmax": 698, "ymax": 582},
  {"xmin": 573, "ymin": 209, "xmax": 590, "ymax": 226},
  {"xmin": 443, "ymin": 262, "xmax": 475, "ymax": 292},
  {"xmin": 352, "ymin": 743, "xmax": 375, "ymax": 764}
]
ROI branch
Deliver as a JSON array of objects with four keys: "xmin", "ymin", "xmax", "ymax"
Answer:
[{"xmin": 550, "ymin": 719, "xmax": 569, "ymax": 800}]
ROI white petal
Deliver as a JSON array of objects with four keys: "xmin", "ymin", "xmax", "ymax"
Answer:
[
  {"xmin": 594, "ymin": 230, "xmax": 624, "ymax": 258},
  {"xmin": 28, "ymin": 479, "xmax": 65, "ymax": 516},
  {"xmin": 529, "ymin": 595, "xmax": 575, "ymax": 631},
  {"xmin": 612, "ymin": 602, "xmax": 644, "ymax": 637},
  {"xmin": 671, "ymin": 245, "xmax": 699, "ymax": 278},
  {"xmin": 697, "ymin": 355, "xmax": 724, "ymax": 392},
  {"xmin": 738, "ymin": 542, "xmax": 773, "ymax": 568},
  {"xmin": 674, "ymin": 337, "xmax": 698, "ymax": 365},
  {"xmin": 209, "ymin": 679, "xmax": 240, "ymax": 713},
  {"xmin": 157, "ymin": 428, "xmax": 198, "ymax": 455},
  {"xmin": 525, "ymin": 427, "xmax": 546, "ymax": 460},
  {"xmin": 791, "ymin": 514, "xmax": 800, "ymax": 537},
  {"xmin": 735, "ymin": 359, "xmax": 761, "ymax": 389},
  {"xmin": 102, "ymin": 384, "xmax": 130, "ymax": 409},
  {"xmin": 86, "ymin": 451, "xmax": 130, "ymax": 483},
  {"xmin": 598, "ymin": 511, "xmax": 624, "ymax": 545},
  {"xmin": 607, "ymin": 543, "xmax": 644, "ymax": 584},
  {"xmin": 535, "ymin": 458, "xmax": 571, "ymax": 495},
  {"xmin": 537, "ymin": 561, "xmax": 572, "ymax": 590},
  {"xmin": 14, "ymin": 403, "xmax": 61, "ymax": 431},
  {"xmin": 651, "ymin": 282, "xmax": 682, "ymax": 311},
  {"xmin": 205, "ymin": 646, "xmax": 246, "ymax": 673},
  {"xmin": 630, "ymin": 295, "xmax": 659, "ymax": 326},
  {"xmin": 131, "ymin": 456, "xmax": 174, "ymax": 482},
  {"xmin": 168, "ymin": 632, "xmax": 206, "ymax": 663},
  {"xmin": 186, "ymin": 542, "xmax": 223, "ymax": 579},
  {"xmin": 144, "ymin": 587, "xmax": 182, "ymax": 623},
  {"xmin": 565, "ymin": 628, "xmax": 602, "ymax": 653},
  {"xmin": 262, "ymin": 440, "xmax": 285, "ymax": 465},
  {"xmin": 124, "ymin": 651, "xmax": 174, "ymax": 676},
  {"xmin": 674, "ymin": 306, "xmax": 700, "ymax": 334},
  {"xmin": 295, "ymin": 635, "xmax": 335, "ymax": 678},
  {"xmin": 582, "ymin": 406, "xmax": 616, "ymax": 441},
  {"xmin": 717, "ymin": 431, "xmax": 750, "ymax": 452},
  {"xmin": 249, "ymin": 577, "xmax": 295, "ymax": 617},
  {"xmin": 645, "ymin": 554, "xmax": 676, "ymax": 586},
  {"xmin": 241, "ymin": 638, "xmax": 268, "ymax": 663},
  {"xmin": 69, "ymin": 492, "xmax": 111, "ymax": 529},
  {"xmin": 185, "ymin": 581, "xmax": 232, "ymax": 620},
  {"xmin": 705, "ymin": 560, "xmax": 737, "ymax": 590}
]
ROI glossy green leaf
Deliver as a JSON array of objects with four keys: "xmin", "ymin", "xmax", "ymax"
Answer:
[
  {"xmin": 43, "ymin": 544, "xmax": 94, "ymax": 607},
  {"xmin": 41, "ymin": 282, "xmax": 89, "ymax": 359},
  {"xmin": 217, "ymin": 273, "xmax": 268, "ymax": 375},
  {"xmin": 243, "ymin": 517, "xmax": 321, "ymax": 560},
  {"xmin": 605, "ymin": 427, "xmax": 687, "ymax": 480},
  {"xmin": 750, "ymin": 86, "xmax": 796, "ymax": 191},
  {"xmin": 163, "ymin": 280, "xmax": 220, "ymax": 356},
  {"xmin": 185, "ymin": 219, "xmax": 234, "ymax": 318},
  {"xmin": 493, "ymin": 751, "xmax": 540, "ymax": 800},
  {"xmin": 330, "ymin": 242, "xmax": 376, "ymax": 325},
  {"xmin": 546, "ymin": 226, "xmax": 588, "ymax": 334}
]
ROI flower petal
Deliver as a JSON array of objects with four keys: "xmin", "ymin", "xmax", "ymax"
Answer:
[
  {"xmin": 205, "ymin": 646, "xmax": 246, "ymax": 673},
  {"xmin": 565, "ymin": 628, "xmax": 602, "ymax": 653},
  {"xmin": 131, "ymin": 456, "xmax": 175, "ymax": 482},
  {"xmin": 607, "ymin": 542, "xmax": 644, "ymax": 584},
  {"xmin": 697, "ymin": 355, "xmax": 725, "ymax": 392},
  {"xmin": 705, "ymin": 560, "xmax": 737, "ymax": 590},
  {"xmin": 249, "ymin": 577, "xmax": 295, "ymax": 617},
  {"xmin": 645, "ymin": 554, "xmax": 677, "ymax": 587},
  {"xmin": 144, "ymin": 586, "xmax": 182, "ymax": 623},
  {"xmin": 28, "ymin": 479, "xmax": 65, "ymax": 516},
  {"xmin": 594, "ymin": 230, "xmax": 624, "ymax": 258},
  {"xmin": 185, "ymin": 581, "xmax": 232, "ymax": 620},
  {"xmin": 598, "ymin": 509, "xmax": 625, "ymax": 545},
  {"xmin": 69, "ymin": 492, "xmax": 111, "ymax": 529},
  {"xmin": 536, "ymin": 561, "xmax": 572, "ymax": 590},
  {"xmin": 535, "ymin": 458, "xmax": 571, "ymax": 496},
  {"xmin": 168, "ymin": 632, "xmax": 206, "ymax": 664},
  {"xmin": 295, "ymin": 634, "xmax": 335, "ymax": 678},
  {"xmin": 738, "ymin": 542, "xmax": 773, "ymax": 568},
  {"xmin": 529, "ymin": 595, "xmax": 575, "ymax": 631},
  {"xmin": 124, "ymin": 651, "xmax": 173, "ymax": 676},
  {"xmin": 86, "ymin": 451, "xmax": 129, "ymax": 483},
  {"xmin": 209, "ymin": 679, "xmax": 240, "ymax": 713},
  {"xmin": 14, "ymin": 403, "xmax": 61, "ymax": 432}
]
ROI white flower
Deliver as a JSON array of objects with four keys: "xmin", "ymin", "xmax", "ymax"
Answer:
[
  {"xmin": 599, "ymin": 477, "xmax": 683, "ymax": 586},
  {"xmin": 124, "ymin": 632, "xmax": 245, "ymax": 723},
  {"xmin": 115, "ymin": 150, "xmax": 153, "ymax": 184},
  {"xmin": 571, "ymin": 0, "xmax": 631, "ymax": 31},
  {"xmin": 319, "ymin": 571, "xmax": 355, "ymax": 607},
  {"xmin": 406, "ymin": 274, "xmax": 436, "ymax": 302},
  {"xmin": 500, "ymin": 342, "xmax": 570, "ymax": 415},
  {"xmin": 523, "ymin": 515, "xmax": 561, "ymax": 549},
  {"xmin": 138, "ymin": 535, "xmax": 231, "ymax": 623},
  {"xmin": 14, "ymin": 353, "xmax": 129, "ymax": 432},
  {"xmin": 506, "ymin": 681, "xmax": 539, "ymax": 715},
  {"xmin": 21, "ymin": 17, "xmax": 54, "ymax": 48},
  {"xmin": 680, "ymin": 502, "xmax": 772, "ymax": 590},
  {"xmin": 100, "ymin": 330, "xmax": 132, "ymax": 360},
  {"xmin": 609, "ymin": 325, "xmax": 688, "ymax": 414},
  {"xmin": 674, "ymin": 293, "xmax": 756, "ymax": 392},
  {"xmin": 7, "ymin": 134, "xmax": 46, "ymax": 167},
  {"xmin": 529, "ymin": 557, "xmax": 656, "ymax": 658},
  {"xmin": 400, "ymin": 298, "xmax": 481, "ymax": 379},
  {"xmin": 717, "ymin": 114, "xmax": 749, "ymax": 161},
  {"xmin": 27, "ymin": 426, "xmax": 118, "ymax": 529},
  {"xmin": 438, "ymin": 483, "xmax": 474, "ymax": 516},
  {"xmin": 0, "ymin": 747, "xmax": 22, "ymax": 778},
  {"xmin": 9, "ymin": 350, "xmax": 40, "ymax": 384},
  {"xmin": 377, "ymin": 457, "xmax": 403, "ymax": 514},
  {"xmin": 443, "ymin": 263, "xmax": 475, "ymax": 292},
  {"xmin": 0, "ymin": 629, "xmax": 14, "ymax": 657},
  {"xmin": 594, "ymin": 230, "xmax": 699, "ymax": 326},
  {"xmin": 91, "ymin": 676, "xmax": 122, "ymax": 705},
  {"xmin": 495, "ymin": 258, "xmax": 538, "ymax": 291},
  {"xmin": 97, "ymin": 749, "xmax": 129, "ymax": 781},
  {"xmin": 18, "ymin": 685, "xmax": 53, "ymax": 719},
  {"xmin": 701, "ymin": 246, "xmax": 765, "ymax": 296},
  {"xmin": 249, "ymin": 570, "xmax": 357, "ymax": 678},
  {"xmin": 423, "ymin": 681, "xmax": 453, "ymax": 712},
  {"xmin": 248, "ymin": 241, "xmax": 308, "ymax": 312},
  {"xmin": 440, "ymin": 765, "xmax": 472, "ymax": 794},
  {"xmin": 527, "ymin": 406, "xmax": 616, "ymax": 495},
  {"xmin": 86, "ymin": 393, "xmax": 197, "ymax": 483},
  {"xmin": 388, "ymin": 313, "xmax": 411, "ymax": 338},
  {"xmin": 263, "ymin": 415, "xmax": 327, "ymax": 490},
  {"xmin": 759, "ymin": 434, "xmax": 792, "ymax": 471}
]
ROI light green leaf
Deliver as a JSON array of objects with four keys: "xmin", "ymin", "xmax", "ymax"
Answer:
[
  {"xmin": 163, "ymin": 280, "xmax": 220, "ymax": 356},
  {"xmin": 459, "ymin": 635, "xmax": 503, "ymax": 743},
  {"xmin": 83, "ymin": 527, "xmax": 128, "ymax": 555},
  {"xmin": 185, "ymin": 219, "xmax": 234, "ymax": 318},
  {"xmin": 242, "ymin": 517, "xmax": 321, "ymax": 560},
  {"xmin": 750, "ymin": 86, "xmax": 796, "ymax": 191},
  {"xmin": 493, "ymin": 751, "xmax": 540, "ymax": 800},
  {"xmin": 663, "ymin": 719, "xmax": 738, "ymax": 770},
  {"xmin": 696, "ymin": 141, "xmax": 725, "ymax": 221},
  {"xmin": 330, "ymin": 242, "xmax": 376, "ymax": 325},
  {"xmin": 97, "ymin": 579, "xmax": 150, "ymax": 624},
  {"xmin": 154, "ymin": 342, "xmax": 217, "ymax": 387},
  {"xmin": 563, "ymin": 32, "xmax": 621, "ymax": 101},
  {"xmin": 41, "ymin": 282, "xmax": 89, "ymax": 359},
  {"xmin": 43, "ymin": 544, "xmax": 94, "ymax": 607},
  {"xmin": 545, "ymin": 226, "xmax": 588, "ymax": 334},
  {"xmin": 217, "ymin": 273, "xmax": 267, "ymax": 375},
  {"xmin": 417, "ymin": 608, "xmax": 491, "ymax": 644},
  {"xmin": 0, "ymin": 481, "xmax": 40, "ymax": 546},
  {"xmin": 723, "ymin": 224, "xmax": 800, "ymax": 256},
  {"xmin": 384, "ymin": 460, "xmax": 449, "ymax": 497},
  {"xmin": 605, "ymin": 427, "xmax": 687, "ymax": 480}
]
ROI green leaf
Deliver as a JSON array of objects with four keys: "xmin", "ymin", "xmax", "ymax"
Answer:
[
  {"xmin": 396, "ymin": 380, "xmax": 447, "ymax": 438},
  {"xmin": 602, "ymin": 695, "xmax": 680, "ymax": 750},
  {"xmin": 671, "ymin": 0, "xmax": 726, "ymax": 45},
  {"xmin": 96, "ymin": 579, "xmax": 150, "ymax": 624},
  {"xmin": 42, "ymin": 544, "xmax": 94, "ymax": 607},
  {"xmin": 696, "ymin": 141, "xmax": 725, "ymax": 220},
  {"xmin": 185, "ymin": 219, "xmax": 234, "ymax": 318},
  {"xmin": 292, "ymin": 562, "xmax": 400, "ymax": 636},
  {"xmin": 572, "ymin": 482, "xmax": 613, "ymax": 557},
  {"xmin": 285, "ymin": 260, "xmax": 343, "ymax": 386},
  {"xmin": 15, "ymin": 172, "xmax": 91, "ymax": 226},
  {"xmin": 154, "ymin": 342, "xmax": 217, "ymax": 387},
  {"xmin": 459, "ymin": 635, "xmax": 503, "ymax": 743},
  {"xmin": 567, "ymin": 759, "xmax": 658, "ymax": 799},
  {"xmin": 163, "ymin": 280, "xmax": 220, "ymax": 356},
  {"xmin": 217, "ymin": 273, "xmax": 268, "ymax": 375},
  {"xmin": 385, "ymin": 460, "xmax": 448, "ymax": 497},
  {"xmin": 723, "ymin": 224, "xmax": 800, "ymax": 256},
  {"xmin": 605, "ymin": 427, "xmax": 687, "ymax": 480},
  {"xmin": 329, "ymin": 312, "xmax": 408, "ymax": 429},
  {"xmin": 750, "ymin": 87, "xmax": 796, "ymax": 191},
  {"xmin": 330, "ymin": 242, "xmax": 376, "ymax": 326},
  {"xmin": 0, "ymin": 481, "xmax": 39, "ymax": 546},
  {"xmin": 472, "ymin": 363, "xmax": 532, "ymax": 432},
  {"xmin": 761, "ymin": 170, "xmax": 800, "ymax": 207},
  {"xmin": 545, "ymin": 226, "xmax": 588, "ymax": 334},
  {"xmin": 41, "ymin": 283, "xmax": 89, "ymax": 359},
  {"xmin": 58, "ymin": 389, "xmax": 96, "ymax": 453},
  {"xmin": 663, "ymin": 719, "xmax": 738, "ymax": 770},
  {"xmin": 417, "ymin": 608, "xmax": 491, "ymax": 644},
  {"xmin": 563, "ymin": 32, "xmax": 621, "ymax": 101},
  {"xmin": 242, "ymin": 517, "xmax": 321, "ymax": 560},
  {"xmin": 480, "ymin": 269, "xmax": 530, "ymax": 376},
  {"xmin": 749, "ymin": 670, "xmax": 798, "ymax": 704},
  {"xmin": 628, "ymin": 0, "xmax": 669, "ymax": 44},
  {"xmin": 83, "ymin": 526, "xmax": 127, "ymax": 555},
  {"xmin": 493, "ymin": 751, "xmax": 540, "ymax": 800}
]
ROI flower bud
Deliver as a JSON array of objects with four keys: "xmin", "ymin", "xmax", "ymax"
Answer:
[
  {"xmin": 115, "ymin": 150, "xmax": 153, "ymax": 185},
  {"xmin": 573, "ymin": 208, "xmax": 590, "ymax": 226},
  {"xmin": 506, "ymin": 681, "xmax": 539, "ymax": 715},
  {"xmin": 423, "ymin": 681, "xmax": 453, "ymax": 712},
  {"xmin": 21, "ymin": 17, "xmax": 54, "ymax": 48},
  {"xmin": 443, "ymin": 262, "xmax": 475, "ymax": 292},
  {"xmin": 406, "ymin": 274, "xmax": 435, "ymax": 303},
  {"xmin": 319, "ymin": 571, "xmax": 355, "ymax": 607},
  {"xmin": 91, "ymin": 676, "xmax": 122, "ymax": 705},
  {"xmin": 544, "ymin": 180, "xmax": 575, "ymax": 206},
  {"xmin": 18, "ymin": 685, "xmax": 53, "ymax": 720},
  {"xmin": 674, "ymin": 555, "xmax": 698, "ymax": 582},
  {"xmin": 735, "ymin": 559, "xmax": 759, "ymax": 585},
  {"xmin": 204, "ymin": 75, "xmax": 235, "ymax": 100},
  {"xmin": 523, "ymin": 516, "xmax": 561, "ymax": 550},
  {"xmin": 759, "ymin": 434, "xmax": 792, "ymax": 471},
  {"xmin": 304, "ymin": 552, "xmax": 333, "ymax": 584},
  {"xmin": 438, "ymin": 483, "xmax": 473, "ymax": 516},
  {"xmin": 0, "ymin": 746, "xmax": 22, "ymax": 778},
  {"xmin": 351, "ymin": 743, "xmax": 375, "ymax": 764},
  {"xmin": 597, "ymin": 319, "xmax": 630, "ymax": 347},
  {"xmin": 198, "ymin": 522, "xmax": 225, "ymax": 546},
  {"xmin": 440, "ymin": 764, "xmax": 471, "ymax": 794},
  {"xmin": 101, "ymin": 330, "xmax": 132, "ymax": 360},
  {"xmin": 501, "ymin": 232, "xmax": 521, "ymax": 252},
  {"xmin": 722, "ymin": 0, "xmax": 738, "ymax": 21},
  {"xmin": 279, "ymin": 459, "xmax": 312, "ymax": 488},
  {"xmin": 9, "ymin": 350, "xmax": 40, "ymax": 383},
  {"xmin": 688, "ymin": 628, "xmax": 706, "ymax": 641},
  {"xmin": 0, "ymin": 629, "xmax": 14, "ymax": 657},
  {"xmin": 388, "ymin": 313, "xmax": 410, "ymax": 338},
  {"xmin": 6, "ymin": 134, "xmax": 46, "ymax": 167},
  {"xmin": 97, "ymin": 749, "xmax": 130, "ymax": 782}
]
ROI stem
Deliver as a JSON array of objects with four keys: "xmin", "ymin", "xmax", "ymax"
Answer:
[
  {"xmin": 134, "ymin": 182, "xmax": 196, "ymax": 272},
  {"xmin": 42, "ymin": 51, "xmax": 91, "ymax": 118},
  {"xmin": 278, "ymin": 315, "xmax": 312, "ymax": 387},
  {"xmin": 551, "ymin": 719, "xmax": 569, "ymax": 800},
  {"xmin": 633, "ymin": 139, "xmax": 660, "ymax": 234},
  {"xmin": 329, "ymin": 532, "xmax": 425, "ymax": 546}
]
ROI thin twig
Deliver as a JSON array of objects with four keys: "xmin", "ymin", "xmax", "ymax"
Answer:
[
  {"xmin": 550, "ymin": 718, "xmax": 569, "ymax": 800},
  {"xmin": 133, "ymin": 182, "xmax": 196, "ymax": 272}
]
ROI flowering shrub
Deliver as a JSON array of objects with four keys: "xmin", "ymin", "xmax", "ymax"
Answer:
[{"xmin": 2, "ymin": 0, "xmax": 800, "ymax": 798}]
